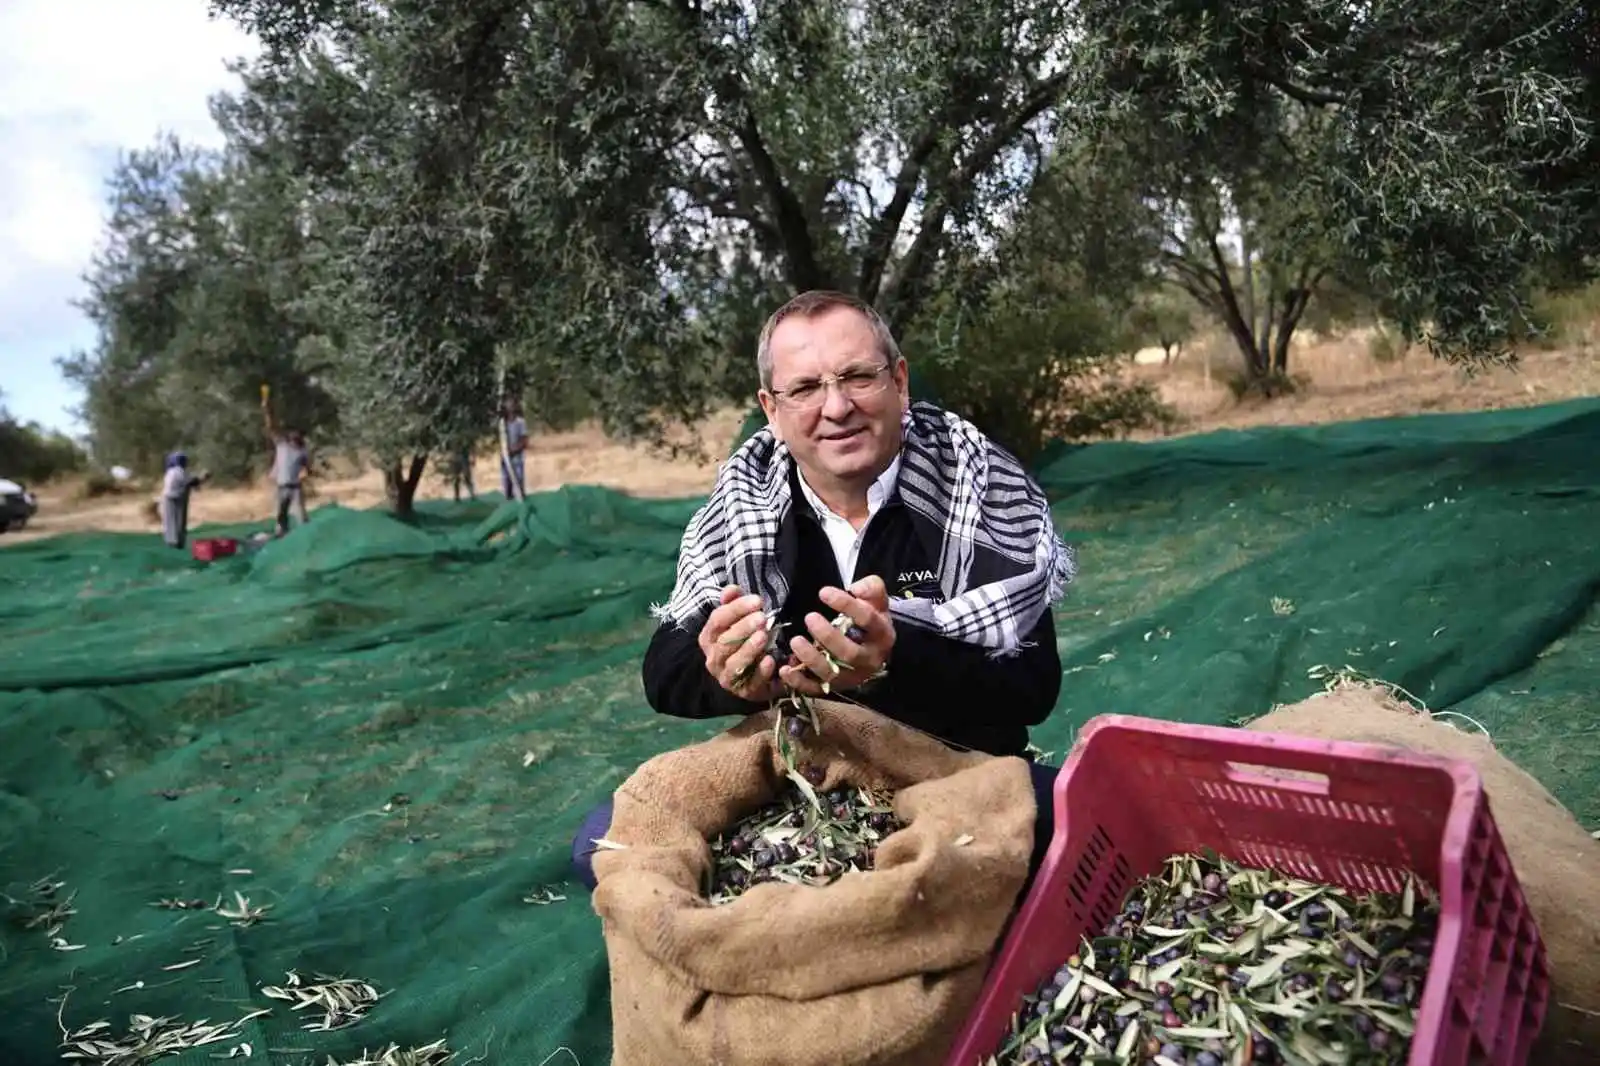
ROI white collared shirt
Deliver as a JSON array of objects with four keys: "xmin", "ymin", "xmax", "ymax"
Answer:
[{"xmin": 795, "ymin": 454, "xmax": 902, "ymax": 583}]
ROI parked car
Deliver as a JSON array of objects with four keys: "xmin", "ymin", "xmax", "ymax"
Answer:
[{"xmin": 0, "ymin": 477, "xmax": 38, "ymax": 533}]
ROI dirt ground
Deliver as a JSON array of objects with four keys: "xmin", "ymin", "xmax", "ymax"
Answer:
[{"xmin": 7, "ymin": 328, "xmax": 1597, "ymax": 545}]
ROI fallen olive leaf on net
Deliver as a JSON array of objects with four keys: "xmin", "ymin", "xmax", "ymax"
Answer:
[
  {"xmin": 522, "ymin": 885, "xmax": 567, "ymax": 905},
  {"xmin": 60, "ymin": 1009, "xmax": 269, "ymax": 1066},
  {"xmin": 314, "ymin": 1038, "xmax": 454, "ymax": 1066},
  {"xmin": 260, "ymin": 970, "xmax": 385, "ymax": 1032},
  {"xmin": 6, "ymin": 874, "xmax": 86, "ymax": 950},
  {"xmin": 214, "ymin": 891, "xmax": 271, "ymax": 928}
]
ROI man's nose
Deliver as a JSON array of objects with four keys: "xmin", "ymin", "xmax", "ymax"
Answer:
[{"xmin": 819, "ymin": 381, "xmax": 854, "ymax": 421}]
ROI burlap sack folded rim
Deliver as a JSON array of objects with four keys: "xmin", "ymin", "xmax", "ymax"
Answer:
[{"xmin": 590, "ymin": 699, "xmax": 1037, "ymax": 1002}]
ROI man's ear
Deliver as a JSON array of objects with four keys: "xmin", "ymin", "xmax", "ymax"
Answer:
[{"xmin": 758, "ymin": 391, "xmax": 783, "ymax": 442}]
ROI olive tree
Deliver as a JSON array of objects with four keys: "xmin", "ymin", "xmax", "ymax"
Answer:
[
  {"xmin": 1070, "ymin": 0, "xmax": 1594, "ymax": 379},
  {"xmin": 206, "ymin": 0, "xmax": 1596, "ymax": 461}
]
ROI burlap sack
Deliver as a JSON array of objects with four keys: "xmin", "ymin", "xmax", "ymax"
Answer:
[
  {"xmin": 1248, "ymin": 686, "xmax": 1600, "ymax": 1062},
  {"xmin": 591, "ymin": 699, "xmax": 1036, "ymax": 1066}
]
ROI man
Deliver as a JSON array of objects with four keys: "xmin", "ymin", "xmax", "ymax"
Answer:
[
  {"xmin": 159, "ymin": 451, "xmax": 209, "ymax": 550},
  {"xmin": 568, "ymin": 290, "xmax": 1075, "ymax": 888},
  {"xmin": 260, "ymin": 386, "xmax": 310, "ymax": 537},
  {"xmin": 500, "ymin": 397, "xmax": 528, "ymax": 500},
  {"xmin": 450, "ymin": 444, "xmax": 477, "ymax": 502}
]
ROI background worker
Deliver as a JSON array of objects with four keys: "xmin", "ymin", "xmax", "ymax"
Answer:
[
  {"xmin": 450, "ymin": 444, "xmax": 477, "ymax": 501},
  {"xmin": 500, "ymin": 396, "xmax": 528, "ymax": 500},
  {"xmin": 261, "ymin": 384, "xmax": 312, "ymax": 536},
  {"xmin": 159, "ymin": 451, "xmax": 209, "ymax": 549}
]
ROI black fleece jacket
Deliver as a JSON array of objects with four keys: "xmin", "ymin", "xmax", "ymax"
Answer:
[{"xmin": 640, "ymin": 473, "xmax": 1062, "ymax": 757}]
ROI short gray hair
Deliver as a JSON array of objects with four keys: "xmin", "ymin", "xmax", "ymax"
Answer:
[{"xmin": 755, "ymin": 290, "xmax": 903, "ymax": 390}]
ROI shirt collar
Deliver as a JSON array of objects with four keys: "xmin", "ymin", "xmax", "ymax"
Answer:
[{"xmin": 795, "ymin": 452, "xmax": 902, "ymax": 524}]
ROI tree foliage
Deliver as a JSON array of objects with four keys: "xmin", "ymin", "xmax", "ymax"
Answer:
[
  {"xmin": 1123, "ymin": 289, "xmax": 1198, "ymax": 364},
  {"xmin": 0, "ymin": 390, "xmax": 87, "ymax": 485},
  {"xmin": 53, "ymin": 0, "xmax": 1598, "ymax": 515},
  {"xmin": 1139, "ymin": 108, "xmax": 1339, "ymax": 386},
  {"xmin": 59, "ymin": 134, "xmax": 336, "ymax": 482},
  {"xmin": 202, "ymin": 0, "xmax": 1097, "ymax": 450},
  {"xmin": 1071, "ymin": 0, "xmax": 1594, "ymax": 365},
  {"xmin": 905, "ymin": 149, "xmax": 1175, "ymax": 463}
]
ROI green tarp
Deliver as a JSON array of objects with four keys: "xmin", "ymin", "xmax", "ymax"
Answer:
[{"xmin": 2, "ymin": 398, "xmax": 1596, "ymax": 1064}]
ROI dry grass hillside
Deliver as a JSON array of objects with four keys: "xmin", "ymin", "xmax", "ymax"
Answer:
[
  {"xmin": 7, "ymin": 326, "xmax": 1597, "ymax": 546},
  {"xmin": 1129, "ymin": 324, "xmax": 1599, "ymax": 432}
]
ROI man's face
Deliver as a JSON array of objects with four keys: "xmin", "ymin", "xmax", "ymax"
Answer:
[{"xmin": 757, "ymin": 305, "xmax": 910, "ymax": 489}]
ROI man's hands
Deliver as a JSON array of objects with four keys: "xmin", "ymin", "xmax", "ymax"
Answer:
[
  {"xmin": 699, "ymin": 577, "xmax": 897, "ymax": 702},
  {"xmin": 778, "ymin": 576, "xmax": 895, "ymax": 697},
  {"xmin": 699, "ymin": 586, "xmax": 783, "ymax": 702}
]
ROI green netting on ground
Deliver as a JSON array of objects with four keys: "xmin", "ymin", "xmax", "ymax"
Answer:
[{"xmin": 2, "ymin": 398, "xmax": 1597, "ymax": 1065}]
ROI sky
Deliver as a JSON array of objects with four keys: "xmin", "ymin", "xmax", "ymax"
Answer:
[{"xmin": 0, "ymin": 0, "xmax": 258, "ymax": 436}]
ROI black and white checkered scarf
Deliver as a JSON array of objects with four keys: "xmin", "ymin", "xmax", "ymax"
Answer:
[{"xmin": 652, "ymin": 401, "xmax": 1075, "ymax": 655}]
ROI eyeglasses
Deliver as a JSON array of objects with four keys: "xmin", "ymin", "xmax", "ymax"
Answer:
[{"xmin": 768, "ymin": 364, "xmax": 893, "ymax": 412}]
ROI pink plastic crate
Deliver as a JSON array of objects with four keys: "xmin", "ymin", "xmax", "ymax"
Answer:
[
  {"xmin": 946, "ymin": 715, "xmax": 1551, "ymax": 1066},
  {"xmin": 191, "ymin": 537, "xmax": 238, "ymax": 562}
]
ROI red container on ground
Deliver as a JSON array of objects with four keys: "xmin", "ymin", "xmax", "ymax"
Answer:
[
  {"xmin": 190, "ymin": 537, "xmax": 239, "ymax": 562},
  {"xmin": 946, "ymin": 714, "xmax": 1551, "ymax": 1066}
]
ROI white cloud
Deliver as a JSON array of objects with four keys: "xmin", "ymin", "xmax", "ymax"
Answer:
[
  {"xmin": 2, "ymin": 151, "xmax": 103, "ymax": 276},
  {"xmin": 0, "ymin": 0, "xmax": 258, "ymax": 433}
]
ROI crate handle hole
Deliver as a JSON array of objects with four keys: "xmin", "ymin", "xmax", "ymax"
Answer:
[{"xmin": 1222, "ymin": 762, "xmax": 1331, "ymax": 796}]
